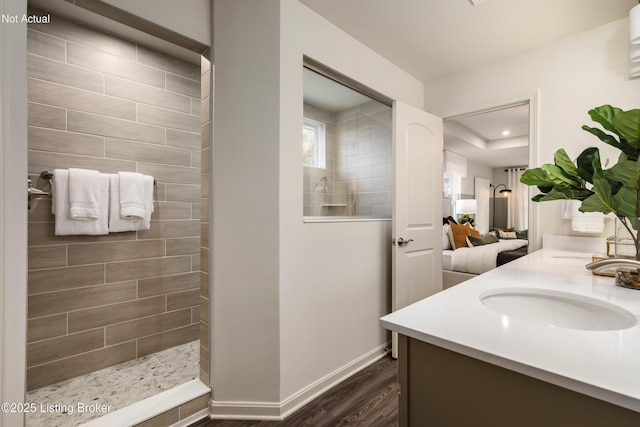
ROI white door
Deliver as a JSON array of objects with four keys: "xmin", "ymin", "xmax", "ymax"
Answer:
[{"xmin": 391, "ymin": 102, "xmax": 443, "ymax": 357}]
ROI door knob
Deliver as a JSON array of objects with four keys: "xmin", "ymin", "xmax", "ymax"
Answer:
[{"xmin": 397, "ymin": 238, "xmax": 414, "ymax": 247}]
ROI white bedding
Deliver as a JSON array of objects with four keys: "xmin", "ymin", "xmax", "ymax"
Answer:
[
  {"xmin": 449, "ymin": 239, "xmax": 528, "ymax": 275},
  {"xmin": 442, "ymin": 250, "xmax": 454, "ymax": 271}
]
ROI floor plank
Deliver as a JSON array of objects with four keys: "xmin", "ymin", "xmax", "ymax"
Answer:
[{"xmin": 189, "ymin": 355, "xmax": 398, "ymax": 427}]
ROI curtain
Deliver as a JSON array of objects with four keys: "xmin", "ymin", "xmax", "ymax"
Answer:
[{"xmin": 507, "ymin": 168, "xmax": 528, "ymax": 230}]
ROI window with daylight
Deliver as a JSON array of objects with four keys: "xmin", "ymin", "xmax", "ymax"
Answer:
[{"xmin": 303, "ymin": 117, "xmax": 326, "ymax": 169}]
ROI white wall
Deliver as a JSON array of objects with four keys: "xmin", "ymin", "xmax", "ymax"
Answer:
[
  {"xmin": 101, "ymin": 0, "xmax": 211, "ymax": 45},
  {"xmin": 424, "ymin": 18, "xmax": 640, "ymax": 248},
  {"xmin": 461, "ymin": 158, "xmax": 493, "ymax": 197},
  {"xmin": 212, "ymin": 0, "xmax": 424, "ymax": 418},
  {"xmin": 0, "ymin": 0, "xmax": 28, "ymax": 426}
]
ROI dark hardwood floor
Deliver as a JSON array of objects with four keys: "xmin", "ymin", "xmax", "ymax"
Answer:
[{"xmin": 190, "ymin": 355, "xmax": 399, "ymax": 427}]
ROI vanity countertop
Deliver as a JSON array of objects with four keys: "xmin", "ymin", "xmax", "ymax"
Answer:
[{"xmin": 380, "ymin": 248, "xmax": 640, "ymax": 412}]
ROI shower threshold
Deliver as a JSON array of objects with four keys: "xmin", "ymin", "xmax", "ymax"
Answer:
[{"xmin": 26, "ymin": 340, "xmax": 200, "ymax": 427}]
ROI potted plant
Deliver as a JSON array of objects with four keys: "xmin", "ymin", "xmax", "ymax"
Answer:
[{"xmin": 520, "ymin": 105, "xmax": 640, "ymax": 287}]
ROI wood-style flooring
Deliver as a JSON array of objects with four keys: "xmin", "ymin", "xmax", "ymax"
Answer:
[{"xmin": 189, "ymin": 355, "xmax": 399, "ymax": 427}]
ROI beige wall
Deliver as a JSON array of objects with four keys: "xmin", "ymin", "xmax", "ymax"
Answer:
[{"xmin": 26, "ymin": 9, "xmax": 201, "ymax": 391}]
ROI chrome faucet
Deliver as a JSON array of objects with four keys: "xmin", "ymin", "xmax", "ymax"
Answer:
[{"xmin": 585, "ymin": 258, "xmax": 640, "ymax": 271}]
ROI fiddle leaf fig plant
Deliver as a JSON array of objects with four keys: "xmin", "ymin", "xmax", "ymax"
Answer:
[{"xmin": 520, "ymin": 105, "xmax": 640, "ymax": 260}]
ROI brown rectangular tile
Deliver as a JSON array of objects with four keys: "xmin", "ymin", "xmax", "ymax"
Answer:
[
  {"xmin": 200, "ymin": 247, "xmax": 209, "ymax": 273},
  {"xmin": 199, "ymin": 296, "xmax": 209, "ymax": 328},
  {"xmin": 165, "ymin": 184, "xmax": 200, "ymax": 202},
  {"xmin": 133, "ymin": 407, "xmax": 179, "ymax": 427},
  {"xmin": 200, "ymin": 223, "xmax": 209, "ymax": 248},
  {"xmin": 200, "ymin": 97, "xmax": 210, "ymax": 125},
  {"xmin": 105, "ymin": 308, "xmax": 191, "ymax": 346},
  {"xmin": 28, "ymin": 281, "xmax": 136, "ymax": 318},
  {"xmin": 28, "ymin": 53, "xmax": 104, "ymax": 93},
  {"xmin": 105, "ymin": 138, "xmax": 191, "ymax": 166},
  {"xmin": 28, "ymin": 313, "xmax": 67, "ymax": 343},
  {"xmin": 137, "ymin": 45, "xmax": 200, "ymax": 80},
  {"xmin": 29, "ymin": 78, "xmax": 136, "ymax": 120},
  {"xmin": 191, "ymin": 202, "xmax": 201, "ymax": 220},
  {"xmin": 138, "ymin": 271, "xmax": 199, "ymax": 298},
  {"xmin": 29, "ymin": 126, "xmax": 105, "ymax": 157},
  {"xmin": 27, "ymin": 29, "xmax": 65, "ymax": 61},
  {"xmin": 137, "ymin": 324, "xmax": 199, "ymax": 357},
  {"xmin": 27, "ymin": 197, "xmax": 53, "ymax": 222},
  {"xmin": 67, "ymin": 42, "xmax": 164, "ymax": 88},
  {"xmin": 166, "ymin": 289, "xmax": 199, "ymax": 312},
  {"xmin": 68, "ymin": 239, "xmax": 165, "ymax": 266},
  {"xmin": 28, "ymin": 221, "xmax": 137, "ymax": 246},
  {"xmin": 179, "ymin": 394, "xmax": 210, "ymax": 420},
  {"xmin": 200, "ymin": 121, "xmax": 210, "ymax": 149},
  {"xmin": 28, "ymin": 245, "xmax": 67, "ymax": 270},
  {"xmin": 28, "ymin": 328, "xmax": 104, "ymax": 367},
  {"xmin": 29, "ymin": 150, "xmax": 136, "ymax": 175},
  {"xmin": 105, "ymin": 256, "xmax": 192, "ymax": 283},
  {"xmin": 137, "ymin": 163, "xmax": 199, "ymax": 185},
  {"xmin": 68, "ymin": 296, "xmax": 165, "ymax": 333},
  {"xmin": 199, "ymin": 321, "xmax": 209, "ymax": 350},
  {"xmin": 152, "ymin": 202, "xmax": 193, "ymax": 220},
  {"xmin": 137, "ymin": 220, "xmax": 200, "ymax": 240},
  {"xmin": 191, "ymin": 97, "xmax": 201, "ymax": 117},
  {"xmin": 27, "ymin": 341, "xmax": 136, "ymax": 391},
  {"xmin": 167, "ymin": 73, "xmax": 200, "ymax": 98},
  {"xmin": 199, "ymin": 345, "xmax": 209, "ymax": 379},
  {"xmin": 200, "ymin": 198, "xmax": 210, "ymax": 223},
  {"xmin": 200, "ymin": 272, "xmax": 209, "ymax": 299},
  {"xmin": 166, "ymin": 237, "xmax": 200, "ymax": 256},
  {"xmin": 28, "ymin": 264, "xmax": 105, "ymax": 295},
  {"xmin": 28, "ymin": 102, "xmax": 65, "ymax": 130},
  {"xmin": 137, "ymin": 104, "xmax": 200, "ymax": 133},
  {"xmin": 166, "ymin": 128, "xmax": 200, "ymax": 150},
  {"xmin": 191, "ymin": 253, "xmax": 200, "ymax": 272},
  {"xmin": 105, "ymin": 75, "xmax": 191, "ymax": 113},
  {"xmin": 67, "ymin": 110, "xmax": 165, "ymax": 144},
  {"xmin": 200, "ymin": 70, "xmax": 210, "ymax": 100}
]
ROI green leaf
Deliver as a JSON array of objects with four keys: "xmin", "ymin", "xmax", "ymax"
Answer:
[
  {"xmin": 576, "ymin": 147, "xmax": 599, "ymax": 183},
  {"xmin": 612, "ymin": 185, "xmax": 638, "ymax": 218},
  {"xmin": 589, "ymin": 153, "xmax": 616, "ymax": 213},
  {"xmin": 582, "ymin": 125, "xmax": 626, "ymax": 152},
  {"xmin": 579, "ymin": 194, "xmax": 614, "ymax": 214},
  {"xmin": 554, "ymin": 148, "xmax": 580, "ymax": 178},
  {"xmin": 531, "ymin": 194, "xmax": 545, "ymax": 202},
  {"xmin": 537, "ymin": 187, "xmax": 591, "ymax": 202},
  {"xmin": 606, "ymin": 160, "xmax": 640, "ymax": 189},
  {"xmin": 613, "ymin": 109, "xmax": 640, "ymax": 148},
  {"xmin": 587, "ymin": 105, "xmax": 622, "ymax": 135},
  {"xmin": 541, "ymin": 164, "xmax": 581, "ymax": 188},
  {"xmin": 520, "ymin": 168, "xmax": 555, "ymax": 187}
]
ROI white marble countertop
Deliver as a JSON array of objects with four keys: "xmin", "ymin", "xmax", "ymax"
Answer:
[{"xmin": 380, "ymin": 248, "xmax": 640, "ymax": 412}]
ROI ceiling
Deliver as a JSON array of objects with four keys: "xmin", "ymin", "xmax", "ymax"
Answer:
[{"xmin": 299, "ymin": 0, "xmax": 637, "ymax": 169}]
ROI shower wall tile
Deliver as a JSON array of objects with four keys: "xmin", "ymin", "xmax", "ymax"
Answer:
[
  {"xmin": 67, "ymin": 239, "xmax": 165, "ymax": 266},
  {"xmin": 136, "ymin": 219, "xmax": 200, "ymax": 239},
  {"xmin": 67, "ymin": 110, "xmax": 165, "ymax": 144},
  {"xmin": 27, "ymin": 328, "xmax": 104, "ymax": 367},
  {"xmin": 28, "ymin": 78, "xmax": 136, "ymax": 120},
  {"xmin": 26, "ymin": 29, "xmax": 65, "ymax": 61},
  {"xmin": 27, "ymin": 245, "xmax": 67, "ymax": 270},
  {"xmin": 105, "ymin": 256, "xmax": 192, "ymax": 283},
  {"xmin": 166, "ymin": 184, "xmax": 200, "ymax": 202},
  {"xmin": 138, "ymin": 104, "xmax": 201, "ymax": 133},
  {"xmin": 105, "ymin": 309, "xmax": 192, "ymax": 346},
  {"xmin": 28, "ymin": 127, "xmax": 105, "ymax": 157},
  {"xmin": 28, "ymin": 102, "xmax": 65, "ymax": 130},
  {"xmin": 28, "ymin": 54, "xmax": 105, "ymax": 93},
  {"xmin": 105, "ymin": 138, "xmax": 192, "ymax": 167},
  {"xmin": 168, "ymin": 73, "xmax": 200, "ymax": 98},
  {"xmin": 138, "ymin": 271, "xmax": 200, "ymax": 298},
  {"xmin": 27, "ymin": 314, "xmax": 67, "ymax": 343},
  {"xmin": 28, "ymin": 264, "xmax": 105, "ymax": 295},
  {"xmin": 166, "ymin": 289, "xmax": 200, "ymax": 312},
  {"xmin": 137, "ymin": 163, "xmax": 200, "ymax": 184},
  {"xmin": 28, "ymin": 151, "xmax": 137, "ymax": 175},
  {"xmin": 105, "ymin": 76, "xmax": 192, "ymax": 114},
  {"xmin": 179, "ymin": 394, "xmax": 210, "ymax": 420},
  {"xmin": 137, "ymin": 324, "xmax": 199, "ymax": 358},
  {"xmin": 27, "ymin": 341, "xmax": 137, "ymax": 391},
  {"xmin": 68, "ymin": 296, "xmax": 166, "ymax": 333},
  {"xmin": 28, "ymin": 221, "xmax": 138, "ymax": 246},
  {"xmin": 166, "ymin": 129, "xmax": 200, "ymax": 150},
  {"xmin": 137, "ymin": 45, "xmax": 201, "ymax": 80},
  {"xmin": 152, "ymin": 202, "xmax": 193, "ymax": 220},
  {"xmin": 166, "ymin": 237, "xmax": 201, "ymax": 256}
]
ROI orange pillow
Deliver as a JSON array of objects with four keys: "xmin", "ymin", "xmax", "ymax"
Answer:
[{"xmin": 448, "ymin": 220, "xmax": 480, "ymax": 249}]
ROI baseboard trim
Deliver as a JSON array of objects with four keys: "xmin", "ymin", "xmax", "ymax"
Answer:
[{"xmin": 208, "ymin": 343, "xmax": 390, "ymax": 420}]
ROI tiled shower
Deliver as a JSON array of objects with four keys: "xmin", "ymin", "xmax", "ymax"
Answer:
[
  {"xmin": 303, "ymin": 99, "xmax": 392, "ymax": 218},
  {"xmin": 25, "ymin": 7, "xmax": 207, "ymax": 424}
]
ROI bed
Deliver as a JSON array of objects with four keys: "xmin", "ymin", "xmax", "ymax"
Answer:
[{"xmin": 442, "ymin": 220, "xmax": 528, "ymax": 288}]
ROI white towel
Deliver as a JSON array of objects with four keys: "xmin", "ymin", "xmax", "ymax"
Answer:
[
  {"xmin": 565, "ymin": 200, "xmax": 605, "ymax": 233},
  {"xmin": 108, "ymin": 174, "xmax": 155, "ymax": 232},
  {"xmin": 68, "ymin": 168, "xmax": 101, "ymax": 220},
  {"xmin": 52, "ymin": 169, "xmax": 109, "ymax": 235},
  {"xmin": 119, "ymin": 172, "xmax": 146, "ymax": 220}
]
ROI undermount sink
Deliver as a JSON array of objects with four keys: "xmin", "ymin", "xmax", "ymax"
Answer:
[{"xmin": 480, "ymin": 288, "xmax": 638, "ymax": 331}]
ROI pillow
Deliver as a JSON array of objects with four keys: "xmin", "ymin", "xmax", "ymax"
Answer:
[
  {"xmin": 498, "ymin": 229, "xmax": 517, "ymax": 239},
  {"xmin": 443, "ymin": 224, "xmax": 452, "ymax": 250},
  {"xmin": 467, "ymin": 233, "xmax": 499, "ymax": 247},
  {"xmin": 448, "ymin": 220, "xmax": 480, "ymax": 249},
  {"xmin": 516, "ymin": 229, "xmax": 528, "ymax": 240}
]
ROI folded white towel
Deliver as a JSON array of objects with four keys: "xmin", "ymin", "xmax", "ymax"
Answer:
[
  {"xmin": 566, "ymin": 200, "xmax": 605, "ymax": 233},
  {"xmin": 109, "ymin": 174, "xmax": 155, "ymax": 232},
  {"xmin": 119, "ymin": 172, "xmax": 146, "ymax": 220},
  {"xmin": 68, "ymin": 168, "xmax": 101, "ymax": 220},
  {"xmin": 52, "ymin": 169, "xmax": 109, "ymax": 235}
]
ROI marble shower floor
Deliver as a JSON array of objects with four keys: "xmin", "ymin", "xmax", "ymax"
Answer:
[{"xmin": 25, "ymin": 340, "xmax": 200, "ymax": 427}]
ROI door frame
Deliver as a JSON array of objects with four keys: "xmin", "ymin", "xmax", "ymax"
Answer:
[
  {"xmin": 441, "ymin": 91, "xmax": 540, "ymax": 251},
  {"xmin": 1, "ymin": 0, "xmax": 28, "ymax": 425}
]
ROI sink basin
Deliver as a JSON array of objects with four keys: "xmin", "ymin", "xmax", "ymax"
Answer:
[{"xmin": 480, "ymin": 288, "xmax": 638, "ymax": 331}]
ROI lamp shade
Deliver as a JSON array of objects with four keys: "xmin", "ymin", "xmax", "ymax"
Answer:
[
  {"xmin": 631, "ymin": 2, "xmax": 640, "ymax": 45},
  {"xmin": 456, "ymin": 199, "xmax": 477, "ymax": 215}
]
